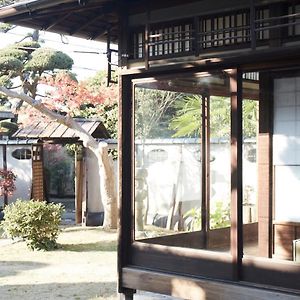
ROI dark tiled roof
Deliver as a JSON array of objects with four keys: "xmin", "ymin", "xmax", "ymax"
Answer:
[{"xmin": 13, "ymin": 118, "xmax": 110, "ymax": 140}]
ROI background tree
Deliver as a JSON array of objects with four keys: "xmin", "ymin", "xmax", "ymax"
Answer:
[
  {"xmin": 170, "ymin": 94, "xmax": 258, "ymax": 139},
  {"xmin": 135, "ymin": 87, "xmax": 180, "ymax": 140},
  {"xmin": 0, "ymin": 41, "xmax": 118, "ymax": 229}
]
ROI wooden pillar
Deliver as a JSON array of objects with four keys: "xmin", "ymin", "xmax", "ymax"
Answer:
[
  {"xmin": 230, "ymin": 69, "xmax": 243, "ymax": 280},
  {"xmin": 31, "ymin": 143, "xmax": 45, "ymax": 201},
  {"xmin": 75, "ymin": 146, "xmax": 84, "ymax": 224},
  {"xmin": 119, "ymin": 291, "xmax": 134, "ymax": 300},
  {"xmin": 117, "ymin": 0, "xmax": 135, "ymax": 297},
  {"xmin": 3, "ymin": 144, "xmax": 7, "ymax": 206},
  {"xmin": 258, "ymin": 73, "xmax": 273, "ymax": 258},
  {"xmin": 118, "ymin": 74, "xmax": 135, "ymax": 297}
]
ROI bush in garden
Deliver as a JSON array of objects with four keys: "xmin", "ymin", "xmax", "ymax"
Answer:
[{"xmin": 1, "ymin": 199, "xmax": 64, "ymax": 250}]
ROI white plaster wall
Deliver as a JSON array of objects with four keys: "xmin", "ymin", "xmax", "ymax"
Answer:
[
  {"xmin": 0, "ymin": 145, "xmax": 32, "ymax": 207},
  {"xmin": 85, "ymin": 148, "xmax": 103, "ymax": 213},
  {"xmin": 135, "ymin": 139, "xmax": 256, "ymax": 224}
]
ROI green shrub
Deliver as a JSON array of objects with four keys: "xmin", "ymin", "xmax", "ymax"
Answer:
[{"xmin": 1, "ymin": 199, "xmax": 64, "ymax": 250}]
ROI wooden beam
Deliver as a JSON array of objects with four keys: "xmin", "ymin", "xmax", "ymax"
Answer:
[
  {"xmin": 131, "ymin": 241, "xmax": 233, "ymax": 280},
  {"xmin": 70, "ymin": 5, "xmax": 113, "ymax": 35},
  {"xmin": 229, "ymin": 68, "xmax": 243, "ymax": 281},
  {"xmin": 89, "ymin": 27, "xmax": 110, "ymax": 40},
  {"xmin": 122, "ymin": 267, "xmax": 300, "ymax": 300},
  {"xmin": 243, "ymin": 256, "xmax": 300, "ymax": 290},
  {"xmin": 0, "ymin": 2, "xmax": 111, "ymax": 24},
  {"xmin": 69, "ymin": 13, "xmax": 106, "ymax": 35},
  {"xmin": 43, "ymin": 12, "xmax": 73, "ymax": 31}
]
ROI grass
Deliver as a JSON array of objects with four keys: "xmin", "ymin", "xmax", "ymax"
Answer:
[{"xmin": 58, "ymin": 240, "xmax": 117, "ymax": 252}]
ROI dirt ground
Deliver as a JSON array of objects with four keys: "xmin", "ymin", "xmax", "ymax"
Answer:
[
  {"xmin": 0, "ymin": 226, "xmax": 177, "ymax": 300},
  {"xmin": 0, "ymin": 226, "xmax": 118, "ymax": 300}
]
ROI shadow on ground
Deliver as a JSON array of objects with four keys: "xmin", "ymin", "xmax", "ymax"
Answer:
[
  {"xmin": 58, "ymin": 240, "xmax": 117, "ymax": 252},
  {"xmin": 0, "ymin": 261, "xmax": 48, "ymax": 278},
  {"xmin": 0, "ymin": 281, "xmax": 117, "ymax": 300}
]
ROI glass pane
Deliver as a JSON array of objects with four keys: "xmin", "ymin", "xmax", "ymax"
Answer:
[
  {"xmin": 208, "ymin": 96, "xmax": 231, "ymax": 252},
  {"xmin": 242, "ymin": 73, "xmax": 259, "ymax": 256},
  {"xmin": 134, "ymin": 71, "xmax": 232, "ymax": 253},
  {"xmin": 134, "ymin": 82, "xmax": 202, "ymax": 243}
]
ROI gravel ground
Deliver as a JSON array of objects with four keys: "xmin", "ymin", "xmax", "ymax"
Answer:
[{"xmin": 0, "ymin": 226, "xmax": 177, "ymax": 300}]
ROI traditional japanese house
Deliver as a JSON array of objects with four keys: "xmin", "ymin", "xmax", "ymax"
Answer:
[{"xmin": 1, "ymin": 0, "xmax": 300, "ymax": 299}]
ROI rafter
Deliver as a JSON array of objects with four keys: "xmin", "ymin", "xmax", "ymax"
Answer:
[
  {"xmin": 44, "ymin": 12, "xmax": 73, "ymax": 31},
  {"xmin": 69, "ymin": 14, "xmax": 106, "ymax": 35}
]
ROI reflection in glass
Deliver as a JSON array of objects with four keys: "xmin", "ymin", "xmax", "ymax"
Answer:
[
  {"xmin": 134, "ymin": 72, "xmax": 233, "ymax": 253},
  {"xmin": 242, "ymin": 73, "xmax": 259, "ymax": 257},
  {"xmin": 208, "ymin": 96, "xmax": 231, "ymax": 252},
  {"xmin": 134, "ymin": 84, "xmax": 202, "ymax": 241}
]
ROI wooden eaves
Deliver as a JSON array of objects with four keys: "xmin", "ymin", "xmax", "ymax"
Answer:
[{"xmin": 0, "ymin": 0, "xmax": 119, "ymax": 42}]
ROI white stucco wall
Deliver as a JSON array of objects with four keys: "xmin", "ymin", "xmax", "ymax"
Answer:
[
  {"xmin": 0, "ymin": 145, "xmax": 32, "ymax": 207},
  {"xmin": 85, "ymin": 148, "xmax": 103, "ymax": 213},
  {"xmin": 135, "ymin": 139, "xmax": 257, "ymax": 225}
]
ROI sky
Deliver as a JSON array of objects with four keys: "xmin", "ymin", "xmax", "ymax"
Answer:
[{"xmin": 0, "ymin": 25, "xmax": 112, "ymax": 81}]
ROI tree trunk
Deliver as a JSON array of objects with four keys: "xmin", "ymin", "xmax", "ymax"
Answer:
[{"xmin": 96, "ymin": 143, "xmax": 118, "ymax": 229}]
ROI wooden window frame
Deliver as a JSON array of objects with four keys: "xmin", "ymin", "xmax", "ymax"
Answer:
[
  {"xmin": 118, "ymin": 69, "xmax": 243, "ymax": 285},
  {"xmin": 119, "ymin": 67, "xmax": 300, "ymax": 296}
]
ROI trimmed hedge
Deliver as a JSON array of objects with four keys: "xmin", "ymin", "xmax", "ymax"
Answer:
[{"xmin": 1, "ymin": 200, "xmax": 64, "ymax": 250}]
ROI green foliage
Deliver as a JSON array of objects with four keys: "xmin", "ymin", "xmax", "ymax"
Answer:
[
  {"xmin": 135, "ymin": 87, "xmax": 179, "ymax": 139},
  {"xmin": 184, "ymin": 200, "xmax": 231, "ymax": 231},
  {"xmin": 0, "ymin": 47, "xmax": 28, "ymax": 61},
  {"xmin": 1, "ymin": 200, "xmax": 64, "ymax": 250},
  {"xmin": 85, "ymin": 70, "xmax": 107, "ymax": 90},
  {"xmin": 25, "ymin": 48, "xmax": 73, "ymax": 73},
  {"xmin": 0, "ymin": 56, "xmax": 23, "ymax": 75},
  {"xmin": 184, "ymin": 208, "xmax": 202, "ymax": 231},
  {"xmin": 0, "ymin": 40, "xmax": 74, "ymax": 105},
  {"xmin": 242, "ymin": 100, "xmax": 258, "ymax": 138},
  {"xmin": 210, "ymin": 201, "xmax": 230, "ymax": 229},
  {"xmin": 0, "ymin": 0, "xmax": 15, "ymax": 7},
  {"xmin": 170, "ymin": 95, "xmax": 258, "ymax": 139},
  {"xmin": 0, "ymin": 23, "xmax": 13, "ymax": 33},
  {"xmin": 0, "ymin": 74, "xmax": 12, "ymax": 87},
  {"xmin": 65, "ymin": 143, "xmax": 83, "ymax": 156},
  {"xmin": 0, "ymin": 120, "xmax": 18, "ymax": 136},
  {"xmin": 170, "ymin": 95, "xmax": 201, "ymax": 138}
]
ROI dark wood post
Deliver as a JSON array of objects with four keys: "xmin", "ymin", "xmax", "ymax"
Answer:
[
  {"xmin": 117, "ymin": 0, "xmax": 135, "ymax": 296},
  {"xmin": 230, "ymin": 69, "xmax": 243, "ymax": 280},
  {"xmin": 75, "ymin": 146, "xmax": 84, "ymax": 224},
  {"xmin": 118, "ymin": 74, "xmax": 135, "ymax": 299},
  {"xmin": 3, "ymin": 144, "xmax": 7, "ymax": 206}
]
